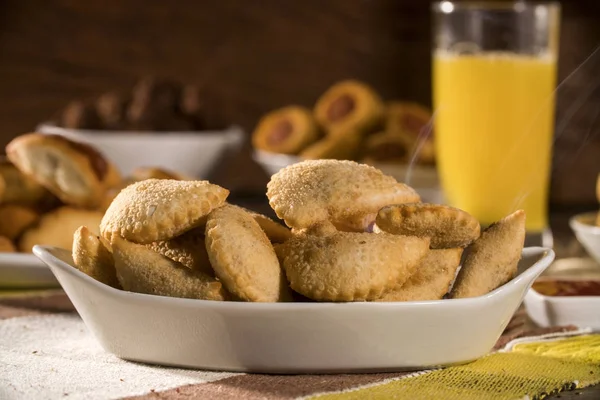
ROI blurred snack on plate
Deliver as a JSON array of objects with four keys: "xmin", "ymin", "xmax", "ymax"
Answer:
[
  {"xmin": 252, "ymin": 106, "xmax": 320, "ymax": 155},
  {"xmin": 54, "ymin": 76, "xmax": 227, "ymax": 132},
  {"xmin": 0, "ymin": 236, "xmax": 16, "ymax": 253},
  {"xmin": 1, "ymin": 132, "xmax": 195, "ymax": 254},
  {"xmin": 313, "ymin": 80, "xmax": 385, "ymax": 135},
  {"xmin": 251, "ymin": 79, "xmax": 434, "ymax": 167}
]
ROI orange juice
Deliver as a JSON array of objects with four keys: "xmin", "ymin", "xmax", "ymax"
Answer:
[{"xmin": 433, "ymin": 52, "xmax": 557, "ymax": 231}]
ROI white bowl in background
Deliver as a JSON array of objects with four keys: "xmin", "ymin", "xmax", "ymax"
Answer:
[
  {"xmin": 252, "ymin": 150, "xmax": 443, "ymax": 204},
  {"xmin": 569, "ymin": 211, "xmax": 600, "ymax": 265},
  {"xmin": 523, "ymin": 258, "xmax": 600, "ymax": 331},
  {"xmin": 37, "ymin": 123, "xmax": 245, "ymax": 179},
  {"xmin": 34, "ymin": 245, "xmax": 553, "ymax": 373}
]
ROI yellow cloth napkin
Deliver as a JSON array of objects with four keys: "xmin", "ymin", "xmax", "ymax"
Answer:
[{"xmin": 309, "ymin": 333, "xmax": 600, "ymax": 400}]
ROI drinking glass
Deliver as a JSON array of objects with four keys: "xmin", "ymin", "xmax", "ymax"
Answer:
[{"xmin": 432, "ymin": 1, "xmax": 560, "ymax": 246}]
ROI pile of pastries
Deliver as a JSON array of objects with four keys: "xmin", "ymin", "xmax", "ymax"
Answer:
[
  {"xmin": 252, "ymin": 80, "xmax": 435, "ymax": 166},
  {"xmin": 0, "ymin": 132, "xmax": 191, "ymax": 253},
  {"xmin": 54, "ymin": 76, "xmax": 223, "ymax": 132},
  {"xmin": 58, "ymin": 143, "xmax": 525, "ymax": 302}
]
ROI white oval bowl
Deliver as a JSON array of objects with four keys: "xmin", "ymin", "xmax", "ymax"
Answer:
[
  {"xmin": 0, "ymin": 253, "xmax": 59, "ymax": 288},
  {"xmin": 34, "ymin": 245, "xmax": 554, "ymax": 373},
  {"xmin": 569, "ymin": 211, "xmax": 600, "ymax": 265},
  {"xmin": 252, "ymin": 150, "xmax": 443, "ymax": 204},
  {"xmin": 37, "ymin": 123, "xmax": 245, "ymax": 179}
]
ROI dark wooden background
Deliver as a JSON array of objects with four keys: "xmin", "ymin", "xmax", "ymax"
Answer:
[{"xmin": 0, "ymin": 0, "xmax": 598, "ymax": 205}]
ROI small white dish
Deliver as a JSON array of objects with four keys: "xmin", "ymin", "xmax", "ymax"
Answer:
[
  {"xmin": 523, "ymin": 258, "xmax": 600, "ymax": 331},
  {"xmin": 252, "ymin": 150, "xmax": 443, "ymax": 204},
  {"xmin": 34, "ymin": 245, "xmax": 553, "ymax": 373},
  {"xmin": 37, "ymin": 123, "xmax": 245, "ymax": 179},
  {"xmin": 569, "ymin": 211, "xmax": 600, "ymax": 265},
  {"xmin": 0, "ymin": 253, "xmax": 59, "ymax": 288}
]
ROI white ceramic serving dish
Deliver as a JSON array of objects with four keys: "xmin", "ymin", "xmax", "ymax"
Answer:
[
  {"xmin": 0, "ymin": 253, "xmax": 59, "ymax": 288},
  {"xmin": 523, "ymin": 257, "xmax": 600, "ymax": 331},
  {"xmin": 34, "ymin": 245, "xmax": 553, "ymax": 373},
  {"xmin": 252, "ymin": 150, "xmax": 443, "ymax": 204},
  {"xmin": 569, "ymin": 211, "xmax": 600, "ymax": 265},
  {"xmin": 36, "ymin": 123, "xmax": 245, "ymax": 179}
]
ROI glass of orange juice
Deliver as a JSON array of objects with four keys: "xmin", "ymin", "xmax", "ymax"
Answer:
[{"xmin": 432, "ymin": 1, "xmax": 560, "ymax": 245}]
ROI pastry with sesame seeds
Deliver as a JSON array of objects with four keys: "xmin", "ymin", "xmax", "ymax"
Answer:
[
  {"xmin": 100, "ymin": 179, "xmax": 229, "ymax": 244},
  {"xmin": 266, "ymin": 159, "xmax": 420, "ymax": 233},
  {"xmin": 375, "ymin": 203, "xmax": 481, "ymax": 249}
]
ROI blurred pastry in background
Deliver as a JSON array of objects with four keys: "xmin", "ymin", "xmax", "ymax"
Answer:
[
  {"xmin": 252, "ymin": 106, "xmax": 320, "ymax": 155},
  {"xmin": 52, "ymin": 76, "xmax": 223, "ymax": 132},
  {"xmin": 0, "ymin": 205, "xmax": 39, "ymax": 241},
  {"xmin": 0, "ymin": 236, "xmax": 15, "ymax": 253},
  {"xmin": 299, "ymin": 129, "xmax": 361, "ymax": 160},
  {"xmin": 6, "ymin": 133, "xmax": 122, "ymax": 209},
  {"xmin": 18, "ymin": 207, "xmax": 104, "ymax": 253},
  {"xmin": 361, "ymin": 131, "xmax": 412, "ymax": 165},
  {"xmin": 61, "ymin": 100, "xmax": 103, "ymax": 130},
  {"xmin": 251, "ymin": 79, "xmax": 435, "ymax": 167},
  {"xmin": 130, "ymin": 166, "xmax": 192, "ymax": 181},
  {"xmin": 96, "ymin": 91, "xmax": 131, "ymax": 130},
  {"xmin": 314, "ymin": 80, "xmax": 385, "ymax": 136}
]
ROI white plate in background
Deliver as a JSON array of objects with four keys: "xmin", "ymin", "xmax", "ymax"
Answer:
[{"xmin": 0, "ymin": 253, "xmax": 59, "ymax": 289}]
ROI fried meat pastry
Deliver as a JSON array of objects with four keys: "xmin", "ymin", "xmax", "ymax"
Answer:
[
  {"xmin": 385, "ymin": 102, "xmax": 435, "ymax": 164},
  {"xmin": 147, "ymin": 227, "xmax": 214, "ymax": 276},
  {"xmin": 112, "ymin": 236, "xmax": 227, "ymax": 301},
  {"xmin": 205, "ymin": 205, "xmax": 290, "ymax": 302},
  {"xmin": 314, "ymin": 80, "xmax": 385, "ymax": 135},
  {"xmin": 100, "ymin": 179, "xmax": 228, "ymax": 244},
  {"xmin": 72, "ymin": 226, "xmax": 120, "ymax": 288},
  {"xmin": 375, "ymin": 203, "xmax": 481, "ymax": 249},
  {"xmin": 267, "ymin": 160, "xmax": 420, "ymax": 232},
  {"xmin": 0, "ymin": 158, "xmax": 51, "ymax": 207},
  {"xmin": 252, "ymin": 106, "xmax": 320, "ymax": 155},
  {"xmin": 0, "ymin": 205, "xmax": 39, "ymax": 240},
  {"xmin": 130, "ymin": 166, "xmax": 192, "ymax": 182},
  {"xmin": 376, "ymin": 248, "xmax": 463, "ymax": 302},
  {"xmin": 227, "ymin": 204, "xmax": 292, "ymax": 244},
  {"xmin": 449, "ymin": 210, "xmax": 526, "ymax": 299},
  {"xmin": 279, "ymin": 232, "xmax": 429, "ymax": 302},
  {"xmin": 299, "ymin": 129, "xmax": 362, "ymax": 161},
  {"xmin": 18, "ymin": 207, "xmax": 103, "ymax": 252},
  {"xmin": 6, "ymin": 133, "xmax": 121, "ymax": 208}
]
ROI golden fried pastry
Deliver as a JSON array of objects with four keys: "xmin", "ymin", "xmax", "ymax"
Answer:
[
  {"xmin": 450, "ymin": 210, "xmax": 526, "ymax": 299},
  {"xmin": 279, "ymin": 232, "xmax": 430, "ymax": 302},
  {"xmin": 147, "ymin": 227, "xmax": 214, "ymax": 276},
  {"xmin": 0, "ymin": 236, "xmax": 16, "ymax": 252},
  {"xmin": 112, "ymin": 236, "xmax": 227, "ymax": 301},
  {"xmin": 376, "ymin": 248, "xmax": 463, "ymax": 302},
  {"xmin": 299, "ymin": 129, "xmax": 362, "ymax": 161},
  {"xmin": 376, "ymin": 203, "xmax": 481, "ymax": 249},
  {"xmin": 267, "ymin": 159, "xmax": 420, "ymax": 232},
  {"xmin": 72, "ymin": 226, "xmax": 120, "ymax": 288},
  {"xmin": 314, "ymin": 80, "xmax": 385, "ymax": 135},
  {"xmin": 205, "ymin": 205, "xmax": 290, "ymax": 302},
  {"xmin": 60, "ymin": 100, "xmax": 103, "ymax": 130},
  {"xmin": 0, "ymin": 205, "xmax": 39, "ymax": 240},
  {"xmin": 227, "ymin": 204, "xmax": 292, "ymax": 244},
  {"xmin": 0, "ymin": 158, "xmax": 50, "ymax": 207},
  {"xmin": 386, "ymin": 102, "xmax": 435, "ymax": 164},
  {"xmin": 18, "ymin": 207, "xmax": 103, "ymax": 252},
  {"xmin": 100, "ymin": 179, "xmax": 229, "ymax": 244},
  {"xmin": 6, "ymin": 133, "xmax": 122, "ymax": 209},
  {"xmin": 130, "ymin": 166, "xmax": 192, "ymax": 182},
  {"xmin": 95, "ymin": 91, "xmax": 130, "ymax": 130},
  {"xmin": 252, "ymin": 106, "xmax": 320, "ymax": 155},
  {"xmin": 361, "ymin": 131, "xmax": 412, "ymax": 164},
  {"xmin": 386, "ymin": 101, "xmax": 432, "ymax": 137}
]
